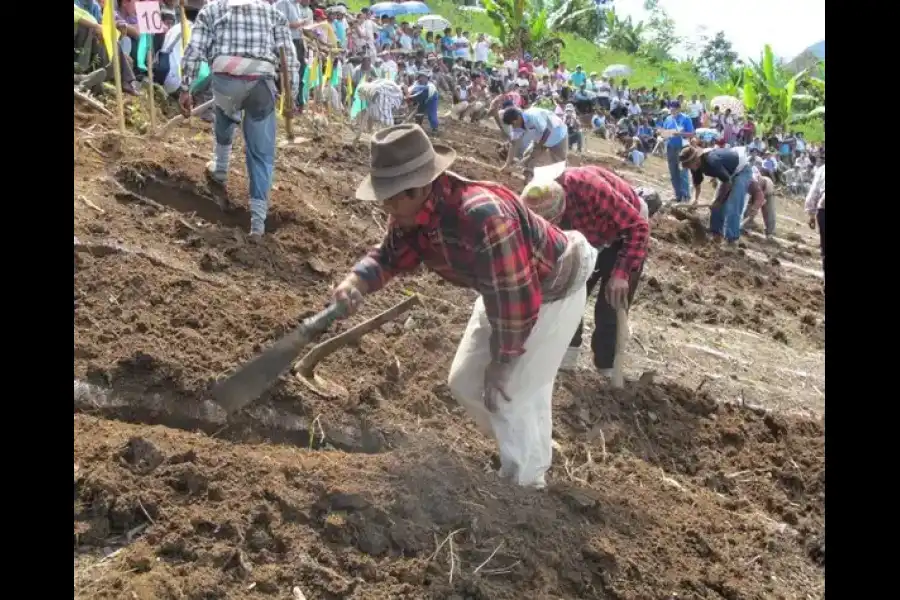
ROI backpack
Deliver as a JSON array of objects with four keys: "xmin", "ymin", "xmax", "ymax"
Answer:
[{"xmin": 153, "ymin": 31, "xmax": 181, "ymax": 86}]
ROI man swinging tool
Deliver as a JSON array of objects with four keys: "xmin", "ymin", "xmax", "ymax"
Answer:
[
  {"xmin": 406, "ymin": 71, "xmax": 440, "ymax": 135},
  {"xmin": 519, "ymin": 163, "xmax": 656, "ymax": 374},
  {"xmin": 179, "ymin": 0, "xmax": 300, "ymax": 239},
  {"xmin": 500, "ymin": 106, "xmax": 568, "ymax": 180},
  {"xmin": 329, "ymin": 124, "xmax": 598, "ymax": 489}
]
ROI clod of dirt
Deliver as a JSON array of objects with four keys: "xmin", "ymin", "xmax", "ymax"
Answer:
[
  {"xmin": 198, "ymin": 251, "xmax": 229, "ymax": 272},
  {"xmin": 772, "ymin": 329, "xmax": 789, "ymax": 344},
  {"xmin": 119, "ymin": 437, "xmax": 164, "ymax": 475}
]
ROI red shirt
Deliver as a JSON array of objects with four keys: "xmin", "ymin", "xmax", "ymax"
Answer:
[
  {"xmin": 555, "ymin": 166, "xmax": 650, "ymax": 281},
  {"xmin": 353, "ymin": 172, "xmax": 569, "ymax": 362}
]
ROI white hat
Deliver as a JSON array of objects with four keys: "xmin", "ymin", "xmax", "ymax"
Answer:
[{"xmin": 530, "ymin": 161, "xmax": 567, "ymax": 185}]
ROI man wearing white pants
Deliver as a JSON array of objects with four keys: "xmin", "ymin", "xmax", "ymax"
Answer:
[
  {"xmin": 330, "ymin": 124, "xmax": 596, "ymax": 488},
  {"xmin": 447, "ymin": 284, "xmax": 591, "ymax": 487}
]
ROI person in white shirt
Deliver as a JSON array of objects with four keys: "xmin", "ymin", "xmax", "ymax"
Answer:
[
  {"xmin": 627, "ymin": 100, "xmax": 641, "ymax": 117},
  {"xmin": 595, "ymin": 77, "xmax": 611, "ymax": 110},
  {"xmin": 273, "ymin": 0, "xmax": 308, "ymax": 108},
  {"xmin": 473, "ymin": 33, "xmax": 490, "ymax": 65},
  {"xmin": 533, "ymin": 58, "xmax": 548, "ymax": 78},
  {"xmin": 398, "ymin": 23, "xmax": 413, "ymax": 51},
  {"xmin": 687, "ymin": 94, "xmax": 704, "ymax": 129},
  {"xmin": 503, "ymin": 54, "xmax": 519, "ymax": 79},
  {"xmin": 804, "ymin": 153, "xmax": 826, "ymax": 270},
  {"xmin": 159, "ymin": 21, "xmax": 186, "ymax": 96},
  {"xmin": 500, "ymin": 106, "xmax": 569, "ymax": 178},
  {"xmin": 381, "ymin": 55, "xmax": 398, "ymax": 83},
  {"xmin": 454, "ymin": 30, "xmax": 471, "ymax": 63}
]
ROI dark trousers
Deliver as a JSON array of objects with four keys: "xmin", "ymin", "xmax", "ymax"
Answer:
[
  {"xmin": 816, "ymin": 208, "xmax": 826, "ymax": 272},
  {"xmin": 570, "ymin": 241, "xmax": 645, "ymax": 369}
]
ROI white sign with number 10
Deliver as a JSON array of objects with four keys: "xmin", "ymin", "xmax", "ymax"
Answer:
[{"xmin": 136, "ymin": 1, "xmax": 166, "ymax": 35}]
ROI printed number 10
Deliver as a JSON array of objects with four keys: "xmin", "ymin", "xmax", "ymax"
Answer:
[{"xmin": 141, "ymin": 9, "xmax": 163, "ymax": 32}]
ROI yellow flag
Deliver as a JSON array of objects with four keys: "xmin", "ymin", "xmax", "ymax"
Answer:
[
  {"xmin": 101, "ymin": 0, "xmax": 118, "ymax": 60},
  {"xmin": 323, "ymin": 57, "xmax": 333, "ymax": 83},
  {"xmin": 345, "ymin": 72, "xmax": 354, "ymax": 104},
  {"xmin": 181, "ymin": 5, "xmax": 191, "ymax": 48}
]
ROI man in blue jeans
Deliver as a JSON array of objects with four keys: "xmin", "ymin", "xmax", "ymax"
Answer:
[
  {"xmin": 179, "ymin": 0, "xmax": 300, "ymax": 239},
  {"xmin": 661, "ymin": 101, "xmax": 695, "ymax": 202},
  {"xmin": 680, "ymin": 145, "xmax": 753, "ymax": 244}
]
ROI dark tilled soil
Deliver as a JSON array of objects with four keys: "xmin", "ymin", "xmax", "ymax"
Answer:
[{"xmin": 74, "ymin": 111, "xmax": 824, "ymax": 599}]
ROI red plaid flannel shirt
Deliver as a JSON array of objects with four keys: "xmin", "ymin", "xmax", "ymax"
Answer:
[
  {"xmin": 353, "ymin": 172, "xmax": 568, "ymax": 363},
  {"xmin": 557, "ymin": 166, "xmax": 649, "ymax": 282}
]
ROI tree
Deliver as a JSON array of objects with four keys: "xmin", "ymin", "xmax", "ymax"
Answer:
[
  {"xmin": 742, "ymin": 44, "xmax": 824, "ymax": 131},
  {"xmin": 697, "ymin": 31, "xmax": 738, "ymax": 82},
  {"xmin": 639, "ymin": 0, "xmax": 681, "ymax": 63},
  {"xmin": 546, "ymin": 0, "xmax": 608, "ymax": 43},
  {"xmin": 601, "ymin": 8, "xmax": 644, "ymax": 54},
  {"xmin": 482, "ymin": 0, "xmax": 566, "ymax": 59}
]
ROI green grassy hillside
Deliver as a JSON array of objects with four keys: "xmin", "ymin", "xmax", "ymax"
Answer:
[{"xmin": 347, "ymin": 0, "xmax": 718, "ymax": 97}]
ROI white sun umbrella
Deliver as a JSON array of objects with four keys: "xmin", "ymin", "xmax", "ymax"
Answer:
[
  {"xmin": 602, "ymin": 64, "xmax": 633, "ymax": 78},
  {"xmin": 710, "ymin": 95, "xmax": 745, "ymax": 117},
  {"xmin": 417, "ymin": 15, "xmax": 451, "ymax": 32}
]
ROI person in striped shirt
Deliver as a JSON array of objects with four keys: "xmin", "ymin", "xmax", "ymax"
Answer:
[
  {"xmin": 330, "ymin": 125, "xmax": 598, "ymax": 489},
  {"xmin": 179, "ymin": 0, "xmax": 300, "ymax": 239}
]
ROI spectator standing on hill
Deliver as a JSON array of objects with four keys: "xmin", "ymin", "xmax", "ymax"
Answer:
[
  {"xmin": 332, "ymin": 124, "xmax": 598, "ymax": 489},
  {"xmin": 473, "ymin": 33, "xmax": 490, "ymax": 67},
  {"xmin": 274, "ymin": 0, "xmax": 307, "ymax": 110},
  {"xmin": 569, "ymin": 64, "xmax": 587, "ymax": 88},
  {"xmin": 805, "ymin": 151, "xmax": 826, "ymax": 271},
  {"xmin": 595, "ymin": 76, "xmax": 612, "ymax": 111},
  {"xmin": 519, "ymin": 163, "xmax": 652, "ymax": 373},
  {"xmin": 564, "ymin": 104, "xmax": 583, "ymax": 154},
  {"xmin": 688, "ymin": 94, "xmax": 703, "ymax": 130},
  {"xmin": 662, "ymin": 101, "xmax": 695, "ymax": 203},
  {"xmin": 180, "ymin": 0, "xmax": 299, "ymax": 239}
]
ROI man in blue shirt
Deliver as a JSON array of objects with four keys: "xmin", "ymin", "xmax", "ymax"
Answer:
[
  {"xmin": 661, "ymin": 101, "xmax": 695, "ymax": 202},
  {"xmin": 500, "ymin": 106, "xmax": 569, "ymax": 179},
  {"xmin": 569, "ymin": 65, "xmax": 587, "ymax": 88},
  {"xmin": 408, "ymin": 72, "xmax": 440, "ymax": 134}
]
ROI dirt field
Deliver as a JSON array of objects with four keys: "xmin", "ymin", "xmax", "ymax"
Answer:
[{"xmin": 74, "ymin": 105, "xmax": 825, "ymax": 599}]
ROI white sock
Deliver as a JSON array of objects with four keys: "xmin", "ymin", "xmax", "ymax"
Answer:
[{"xmin": 213, "ymin": 144, "xmax": 232, "ymax": 175}]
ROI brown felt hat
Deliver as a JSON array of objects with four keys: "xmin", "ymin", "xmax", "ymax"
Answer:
[
  {"xmin": 355, "ymin": 124, "xmax": 457, "ymax": 202},
  {"xmin": 678, "ymin": 145, "xmax": 702, "ymax": 167}
]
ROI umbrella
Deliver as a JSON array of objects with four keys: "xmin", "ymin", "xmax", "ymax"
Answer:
[
  {"xmin": 370, "ymin": 2, "xmax": 431, "ymax": 18},
  {"xmin": 710, "ymin": 95, "xmax": 744, "ymax": 117},
  {"xmin": 417, "ymin": 15, "xmax": 451, "ymax": 32},
  {"xmin": 694, "ymin": 128, "xmax": 721, "ymax": 142},
  {"xmin": 602, "ymin": 64, "xmax": 632, "ymax": 78}
]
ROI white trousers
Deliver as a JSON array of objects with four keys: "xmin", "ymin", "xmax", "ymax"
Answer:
[{"xmin": 447, "ymin": 235, "xmax": 597, "ymax": 488}]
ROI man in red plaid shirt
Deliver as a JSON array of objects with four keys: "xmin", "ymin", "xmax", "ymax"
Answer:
[
  {"xmin": 521, "ymin": 162, "xmax": 658, "ymax": 375},
  {"xmin": 330, "ymin": 125, "xmax": 598, "ymax": 489}
]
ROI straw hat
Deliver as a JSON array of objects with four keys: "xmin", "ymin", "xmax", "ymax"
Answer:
[
  {"xmin": 355, "ymin": 124, "xmax": 457, "ymax": 202},
  {"xmin": 519, "ymin": 161, "xmax": 569, "ymax": 223},
  {"xmin": 678, "ymin": 145, "xmax": 703, "ymax": 167}
]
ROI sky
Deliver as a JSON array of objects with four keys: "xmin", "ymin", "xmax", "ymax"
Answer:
[{"xmin": 610, "ymin": 0, "xmax": 825, "ymax": 61}]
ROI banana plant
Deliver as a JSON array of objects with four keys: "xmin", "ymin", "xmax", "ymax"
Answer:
[
  {"xmin": 742, "ymin": 44, "xmax": 823, "ymax": 130},
  {"xmin": 601, "ymin": 8, "xmax": 644, "ymax": 54},
  {"xmin": 482, "ymin": 0, "xmax": 565, "ymax": 59},
  {"xmin": 546, "ymin": 0, "xmax": 606, "ymax": 43}
]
